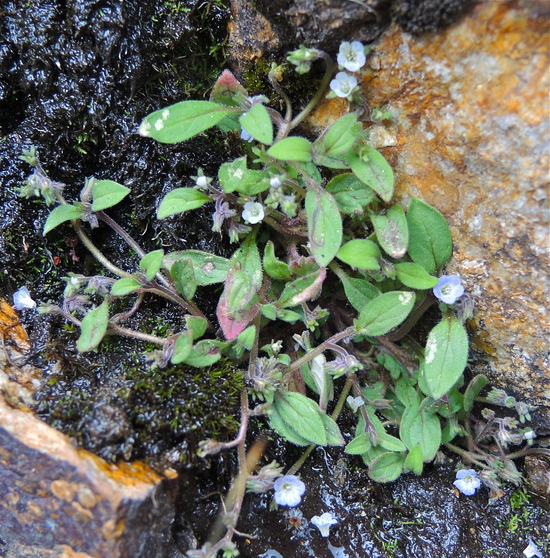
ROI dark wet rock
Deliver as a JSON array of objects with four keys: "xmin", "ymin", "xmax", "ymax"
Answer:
[
  {"xmin": 0, "ymin": 398, "xmax": 180, "ymax": 558},
  {"xmin": 391, "ymin": 0, "xmax": 476, "ymax": 34},
  {"xmin": 227, "ymin": 0, "xmax": 477, "ymax": 72}
]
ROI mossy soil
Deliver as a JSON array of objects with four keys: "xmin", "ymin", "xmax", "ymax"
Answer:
[{"xmin": 0, "ymin": 1, "xmax": 548, "ymax": 557}]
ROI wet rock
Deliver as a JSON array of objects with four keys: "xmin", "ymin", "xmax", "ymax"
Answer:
[
  {"xmin": 227, "ymin": 0, "xmax": 478, "ymax": 72},
  {"xmin": 227, "ymin": 0, "xmax": 390, "ymax": 71},
  {"xmin": 0, "ymin": 397, "xmax": 179, "ymax": 558},
  {"xmin": 310, "ymin": 0, "xmax": 550, "ymax": 425}
]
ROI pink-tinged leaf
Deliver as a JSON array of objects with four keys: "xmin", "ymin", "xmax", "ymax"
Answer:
[
  {"xmin": 210, "ymin": 69, "xmax": 249, "ymax": 107},
  {"xmin": 277, "ymin": 266, "xmax": 326, "ymax": 308},
  {"xmin": 216, "ymin": 234, "xmax": 262, "ymax": 340}
]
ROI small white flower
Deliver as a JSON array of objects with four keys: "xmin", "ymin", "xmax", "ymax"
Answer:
[
  {"xmin": 346, "ymin": 395, "xmax": 365, "ymax": 413},
  {"xmin": 13, "ymin": 286, "xmax": 36, "ymax": 310},
  {"xmin": 242, "ymin": 201, "xmax": 265, "ymax": 224},
  {"xmin": 523, "ymin": 538, "xmax": 543, "ymax": 558},
  {"xmin": 273, "ymin": 475, "xmax": 306, "ymax": 507},
  {"xmin": 523, "ymin": 429, "xmax": 536, "ymax": 441},
  {"xmin": 433, "ymin": 274, "xmax": 465, "ymax": 304},
  {"xmin": 311, "ymin": 512, "xmax": 338, "ymax": 537},
  {"xmin": 196, "ymin": 175, "xmax": 208, "ymax": 188},
  {"xmin": 330, "ymin": 72, "xmax": 358, "ymax": 99},
  {"xmin": 270, "ymin": 176, "xmax": 282, "ymax": 188},
  {"xmin": 337, "ymin": 41, "xmax": 366, "ymax": 72},
  {"xmin": 453, "ymin": 469, "xmax": 481, "ymax": 496}
]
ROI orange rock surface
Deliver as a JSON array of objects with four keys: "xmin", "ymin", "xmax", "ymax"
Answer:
[{"xmin": 312, "ymin": 1, "xmax": 549, "ymax": 421}]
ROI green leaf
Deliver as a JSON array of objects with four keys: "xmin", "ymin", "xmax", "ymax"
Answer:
[
  {"xmin": 218, "ymin": 157, "xmax": 270, "ymax": 195},
  {"xmin": 240, "ymin": 103, "xmax": 273, "ymax": 145},
  {"xmin": 325, "ymin": 173, "xmax": 375, "ymax": 215},
  {"xmin": 237, "ymin": 325, "xmax": 256, "ymax": 350},
  {"xmin": 263, "ymin": 241, "xmax": 291, "ymax": 280},
  {"xmin": 338, "ymin": 273, "xmax": 380, "ymax": 312},
  {"xmin": 345, "ymin": 432, "xmax": 372, "ymax": 455},
  {"xmin": 356, "ymin": 291, "xmax": 416, "ymax": 336},
  {"xmin": 157, "ymin": 188, "xmax": 210, "ymax": 219},
  {"xmin": 337, "ymin": 239, "xmax": 381, "ymax": 270},
  {"xmin": 399, "ymin": 402, "xmax": 441, "ymax": 461},
  {"xmin": 171, "ymin": 331, "xmax": 193, "ymax": 364},
  {"xmin": 171, "ymin": 259, "xmax": 197, "ymax": 299},
  {"xmin": 77, "ymin": 301, "xmax": 109, "ymax": 352},
  {"xmin": 306, "ymin": 189, "xmax": 342, "ymax": 267},
  {"xmin": 347, "ymin": 147, "xmax": 394, "ymax": 202},
  {"xmin": 320, "ymin": 113, "xmax": 360, "ymax": 156},
  {"xmin": 267, "ymin": 137, "xmax": 313, "ymax": 162},
  {"xmin": 404, "ymin": 444, "xmax": 424, "ymax": 475},
  {"xmin": 184, "ymin": 339, "xmax": 224, "ymax": 367},
  {"xmin": 273, "ymin": 392, "xmax": 327, "ymax": 446},
  {"xmin": 276, "ymin": 266, "xmax": 326, "ymax": 308},
  {"xmin": 268, "ymin": 408, "xmax": 312, "ymax": 446},
  {"xmin": 395, "ymin": 262, "xmax": 438, "ymax": 290},
  {"xmin": 368, "ymin": 452, "xmax": 406, "ymax": 482},
  {"xmin": 276, "ymin": 309, "xmax": 301, "ymax": 323},
  {"xmin": 217, "ymin": 234, "xmax": 262, "ymax": 340},
  {"xmin": 260, "ymin": 304, "xmax": 277, "ymax": 320},
  {"xmin": 91, "ymin": 180, "xmax": 131, "ymax": 211},
  {"xmin": 422, "ymin": 313, "xmax": 469, "ymax": 399},
  {"xmin": 164, "ymin": 251, "xmax": 228, "ymax": 286},
  {"xmin": 371, "ymin": 205, "xmax": 409, "ymax": 258},
  {"xmin": 463, "ymin": 374, "xmax": 487, "ymax": 413},
  {"xmin": 407, "ymin": 198, "xmax": 453, "ymax": 274},
  {"xmin": 139, "ymin": 101, "xmax": 238, "ymax": 143},
  {"xmin": 185, "ymin": 316, "xmax": 208, "ymax": 340},
  {"xmin": 378, "ymin": 432, "xmax": 407, "ymax": 453},
  {"xmin": 139, "ymin": 249, "xmax": 164, "ymax": 281},
  {"xmin": 320, "ymin": 413, "xmax": 344, "ymax": 446},
  {"xmin": 43, "ymin": 204, "xmax": 84, "ymax": 235},
  {"xmin": 111, "ymin": 277, "xmax": 142, "ymax": 296}
]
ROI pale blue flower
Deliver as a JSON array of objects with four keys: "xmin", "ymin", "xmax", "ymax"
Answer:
[
  {"xmin": 453, "ymin": 469, "xmax": 481, "ymax": 496},
  {"xmin": 337, "ymin": 41, "xmax": 366, "ymax": 72},
  {"xmin": 433, "ymin": 274, "xmax": 464, "ymax": 304},
  {"xmin": 311, "ymin": 512, "xmax": 338, "ymax": 537},
  {"xmin": 240, "ymin": 127, "xmax": 253, "ymax": 142},
  {"xmin": 273, "ymin": 475, "xmax": 305, "ymax": 507},
  {"xmin": 270, "ymin": 176, "xmax": 282, "ymax": 188},
  {"xmin": 523, "ymin": 538, "xmax": 543, "ymax": 558},
  {"xmin": 13, "ymin": 286, "xmax": 36, "ymax": 310},
  {"xmin": 330, "ymin": 72, "xmax": 358, "ymax": 99},
  {"xmin": 242, "ymin": 201, "xmax": 264, "ymax": 224}
]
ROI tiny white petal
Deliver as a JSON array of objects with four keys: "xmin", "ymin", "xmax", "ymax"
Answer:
[
  {"xmin": 242, "ymin": 201, "xmax": 265, "ymax": 224},
  {"xmin": 433, "ymin": 274, "xmax": 464, "ymax": 304},
  {"xmin": 347, "ymin": 395, "xmax": 364, "ymax": 413},
  {"xmin": 311, "ymin": 512, "xmax": 338, "ymax": 537},
  {"xmin": 273, "ymin": 475, "xmax": 305, "ymax": 507},
  {"xmin": 330, "ymin": 72, "xmax": 358, "ymax": 99},
  {"xmin": 196, "ymin": 176, "xmax": 208, "ymax": 187},
  {"xmin": 523, "ymin": 539, "xmax": 543, "ymax": 558},
  {"xmin": 453, "ymin": 469, "xmax": 481, "ymax": 496},
  {"xmin": 337, "ymin": 41, "xmax": 366, "ymax": 72},
  {"xmin": 13, "ymin": 286, "xmax": 37, "ymax": 310}
]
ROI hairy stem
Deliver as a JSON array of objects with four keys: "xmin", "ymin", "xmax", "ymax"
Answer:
[
  {"xmin": 283, "ymin": 326, "xmax": 356, "ymax": 374},
  {"xmin": 290, "ymin": 52, "xmax": 336, "ymax": 130}
]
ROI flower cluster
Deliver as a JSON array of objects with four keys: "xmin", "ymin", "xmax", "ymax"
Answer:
[{"xmin": 329, "ymin": 41, "xmax": 367, "ymax": 100}]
